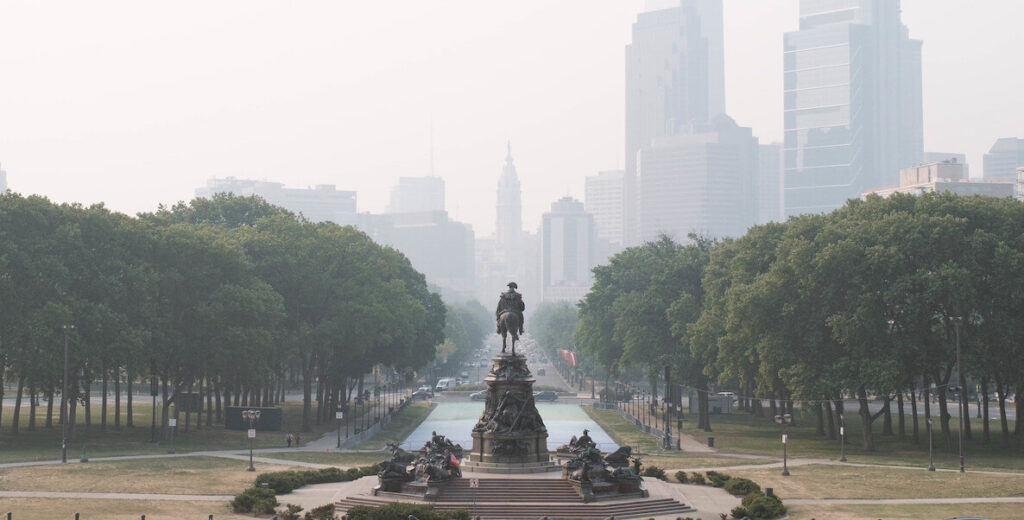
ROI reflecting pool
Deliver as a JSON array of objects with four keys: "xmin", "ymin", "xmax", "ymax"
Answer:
[{"xmin": 403, "ymin": 402, "xmax": 618, "ymax": 452}]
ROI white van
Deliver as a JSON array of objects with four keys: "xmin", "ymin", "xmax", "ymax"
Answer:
[{"xmin": 435, "ymin": 378, "xmax": 453, "ymax": 392}]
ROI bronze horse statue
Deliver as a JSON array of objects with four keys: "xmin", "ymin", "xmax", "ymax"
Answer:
[{"xmin": 497, "ymin": 311, "xmax": 520, "ymax": 355}]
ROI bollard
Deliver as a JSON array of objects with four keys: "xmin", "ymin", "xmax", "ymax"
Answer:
[
  {"xmin": 766, "ymin": 487, "xmax": 774, "ymax": 497},
  {"xmin": 75, "ymin": 514, "xmax": 79, "ymax": 520},
  {"xmin": 141, "ymin": 515, "xmax": 145, "ymax": 520},
  {"xmin": 707, "ymin": 436, "xmax": 714, "ymax": 447}
]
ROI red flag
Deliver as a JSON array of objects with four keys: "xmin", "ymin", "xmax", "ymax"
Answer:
[{"xmin": 568, "ymin": 352, "xmax": 578, "ymax": 367}]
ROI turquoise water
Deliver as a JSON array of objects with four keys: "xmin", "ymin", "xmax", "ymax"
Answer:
[{"xmin": 403, "ymin": 402, "xmax": 618, "ymax": 452}]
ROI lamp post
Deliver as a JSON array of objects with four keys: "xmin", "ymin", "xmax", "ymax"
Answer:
[
  {"xmin": 590, "ymin": 358, "xmax": 596, "ymax": 400},
  {"xmin": 342, "ymin": 405, "xmax": 350, "ymax": 446},
  {"xmin": 838, "ymin": 413, "xmax": 847, "ymax": 462},
  {"xmin": 61, "ymin": 324, "xmax": 74, "ymax": 464},
  {"xmin": 953, "ymin": 316, "xmax": 965, "ymax": 473},
  {"xmin": 927, "ymin": 417, "xmax": 936, "ymax": 471},
  {"xmin": 774, "ymin": 413, "xmax": 793, "ymax": 476},
  {"xmin": 242, "ymin": 409, "xmax": 261, "ymax": 471}
]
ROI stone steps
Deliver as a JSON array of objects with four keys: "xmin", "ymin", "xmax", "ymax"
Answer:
[
  {"xmin": 336, "ymin": 495, "xmax": 694, "ymax": 519},
  {"xmin": 439, "ymin": 478, "xmax": 580, "ymax": 502}
]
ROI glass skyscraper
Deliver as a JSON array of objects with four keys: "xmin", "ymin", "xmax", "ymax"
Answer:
[{"xmin": 783, "ymin": 0, "xmax": 922, "ymax": 216}]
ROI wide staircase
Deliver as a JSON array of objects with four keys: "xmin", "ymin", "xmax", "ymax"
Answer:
[{"xmin": 335, "ymin": 477, "xmax": 695, "ymax": 519}]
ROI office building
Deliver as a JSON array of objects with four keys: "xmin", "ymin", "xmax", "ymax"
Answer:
[
  {"xmin": 983, "ymin": 138, "xmax": 1024, "ymax": 180},
  {"xmin": 388, "ymin": 176, "xmax": 445, "ymax": 214},
  {"xmin": 638, "ymin": 115, "xmax": 758, "ymax": 243},
  {"xmin": 863, "ymin": 159, "xmax": 1012, "ymax": 199},
  {"xmin": 923, "ymin": 152, "xmax": 968, "ymax": 177},
  {"xmin": 0, "ymin": 163, "xmax": 7, "ymax": 193},
  {"xmin": 540, "ymin": 197, "xmax": 596, "ymax": 303},
  {"xmin": 197, "ymin": 177, "xmax": 357, "ymax": 225},
  {"xmin": 783, "ymin": 0, "xmax": 923, "ymax": 217},
  {"xmin": 625, "ymin": 0, "xmax": 725, "ymax": 245},
  {"xmin": 585, "ymin": 170, "xmax": 626, "ymax": 248},
  {"xmin": 496, "ymin": 142, "xmax": 523, "ymax": 256},
  {"xmin": 757, "ymin": 143, "xmax": 784, "ymax": 224}
]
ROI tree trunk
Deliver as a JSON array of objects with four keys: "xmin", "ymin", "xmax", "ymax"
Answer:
[
  {"xmin": 815, "ymin": 401, "xmax": 825, "ymax": 436},
  {"xmin": 114, "ymin": 370, "xmax": 122, "ymax": 430},
  {"xmin": 28, "ymin": 382, "xmax": 37, "ymax": 431},
  {"xmin": 11, "ymin": 371, "xmax": 25, "ymax": 434},
  {"xmin": 981, "ymin": 377, "xmax": 990, "ymax": 443},
  {"xmin": 126, "ymin": 372, "xmax": 134, "ymax": 427},
  {"xmin": 937, "ymin": 385, "xmax": 952, "ymax": 448},
  {"xmin": 45, "ymin": 386, "xmax": 55, "ymax": 428},
  {"xmin": 84, "ymin": 370, "xmax": 92, "ymax": 428},
  {"xmin": 997, "ymin": 379, "xmax": 1009, "ymax": 446},
  {"xmin": 857, "ymin": 386, "xmax": 876, "ymax": 451},
  {"xmin": 101, "ymin": 368, "xmax": 109, "ymax": 432},
  {"xmin": 959, "ymin": 369, "xmax": 971, "ymax": 441},
  {"xmin": 910, "ymin": 384, "xmax": 919, "ymax": 443},
  {"xmin": 896, "ymin": 391, "xmax": 905, "ymax": 440},
  {"xmin": 824, "ymin": 398, "xmax": 836, "ymax": 440},
  {"xmin": 882, "ymin": 394, "xmax": 893, "ymax": 436},
  {"xmin": 302, "ymin": 354, "xmax": 314, "ymax": 433},
  {"xmin": 184, "ymin": 380, "xmax": 192, "ymax": 433},
  {"xmin": 214, "ymin": 378, "xmax": 223, "ymax": 423}
]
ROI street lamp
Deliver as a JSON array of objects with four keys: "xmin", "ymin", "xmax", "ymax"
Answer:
[
  {"xmin": 774, "ymin": 413, "xmax": 793, "ymax": 476},
  {"xmin": 953, "ymin": 316, "xmax": 965, "ymax": 473},
  {"xmin": 242, "ymin": 409, "xmax": 262, "ymax": 471},
  {"xmin": 838, "ymin": 413, "xmax": 847, "ymax": 462},
  {"xmin": 61, "ymin": 324, "xmax": 75, "ymax": 464}
]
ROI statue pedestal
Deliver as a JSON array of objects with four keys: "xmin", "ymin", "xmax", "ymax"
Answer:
[{"xmin": 462, "ymin": 353, "xmax": 558, "ymax": 473}]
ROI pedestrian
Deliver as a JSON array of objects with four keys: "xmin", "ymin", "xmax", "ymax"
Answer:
[{"xmin": 286, "ymin": 433, "xmax": 293, "ymax": 448}]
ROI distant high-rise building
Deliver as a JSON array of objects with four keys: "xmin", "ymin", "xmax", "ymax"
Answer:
[
  {"xmin": 638, "ymin": 115, "xmax": 758, "ymax": 243},
  {"xmin": 540, "ymin": 197, "xmax": 596, "ymax": 303},
  {"xmin": 388, "ymin": 176, "xmax": 445, "ymax": 214},
  {"xmin": 625, "ymin": 0, "xmax": 725, "ymax": 245},
  {"xmin": 983, "ymin": 138, "xmax": 1024, "ymax": 180},
  {"xmin": 757, "ymin": 143, "xmax": 784, "ymax": 224},
  {"xmin": 923, "ymin": 152, "xmax": 968, "ymax": 177},
  {"xmin": 0, "ymin": 163, "xmax": 7, "ymax": 193},
  {"xmin": 197, "ymin": 177, "xmax": 356, "ymax": 225},
  {"xmin": 784, "ymin": 0, "xmax": 923, "ymax": 217},
  {"xmin": 496, "ymin": 142, "xmax": 523, "ymax": 255},
  {"xmin": 864, "ymin": 159, "xmax": 1012, "ymax": 199},
  {"xmin": 585, "ymin": 170, "xmax": 625, "ymax": 248}
]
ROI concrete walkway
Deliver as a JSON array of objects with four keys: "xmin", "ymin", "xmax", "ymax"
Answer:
[{"xmin": 0, "ymin": 490, "xmax": 232, "ymax": 501}]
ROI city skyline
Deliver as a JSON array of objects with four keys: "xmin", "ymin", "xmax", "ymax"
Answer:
[{"xmin": 1, "ymin": 1, "xmax": 1022, "ymax": 238}]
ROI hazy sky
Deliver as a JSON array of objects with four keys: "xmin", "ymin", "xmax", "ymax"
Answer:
[{"xmin": 1, "ymin": 1, "xmax": 1022, "ymax": 237}]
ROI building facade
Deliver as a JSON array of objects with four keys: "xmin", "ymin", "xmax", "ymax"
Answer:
[
  {"xmin": 638, "ymin": 115, "xmax": 758, "ymax": 243},
  {"xmin": 923, "ymin": 152, "xmax": 968, "ymax": 177},
  {"xmin": 585, "ymin": 170, "xmax": 626, "ymax": 253},
  {"xmin": 783, "ymin": 0, "xmax": 923, "ymax": 217},
  {"xmin": 388, "ymin": 176, "xmax": 445, "ymax": 214},
  {"xmin": 0, "ymin": 163, "xmax": 7, "ymax": 193},
  {"xmin": 197, "ymin": 177, "xmax": 357, "ymax": 225},
  {"xmin": 757, "ymin": 143, "xmax": 784, "ymax": 224},
  {"xmin": 863, "ymin": 159, "xmax": 1013, "ymax": 199},
  {"xmin": 625, "ymin": 0, "xmax": 725, "ymax": 245},
  {"xmin": 983, "ymin": 138, "xmax": 1024, "ymax": 180},
  {"xmin": 540, "ymin": 197, "xmax": 596, "ymax": 303}
]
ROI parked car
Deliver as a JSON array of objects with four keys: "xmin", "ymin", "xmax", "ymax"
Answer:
[
  {"xmin": 533, "ymin": 390, "xmax": 558, "ymax": 401},
  {"xmin": 716, "ymin": 391, "xmax": 738, "ymax": 402},
  {"xmin": 435, "ymin": 378, "xmax": 454, "ymax": 392},
  {"xmin": 411, "ymin": 389, "xmax": 431, "ymax": 400},
  {"xmin": 470, "ymin": 390, "xmax": 487, "ymax": 401},
  {"xmin": 417, "ymin": 385, "xmax": 434, "ymax": 397}
]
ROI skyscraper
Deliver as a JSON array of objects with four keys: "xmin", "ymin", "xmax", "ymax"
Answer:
[
  {"xmin": 388, "ymin": 176, "xmax": 445, "ymax": 214},
  {"xmin": 625, "ymin": 0, "xmax": 725, "ymax": 245},
  {"xmin": 982, "ymin": 138, "xmax": 1024, "ymax": 180},
  {"xmin": 584, "ymin": 170, "xmax": 625, "ymax": 248},
  {"xmin": 540, "ymin": 197, "xmax": 596, "ymax": 303},
  {"xmin": 757, "ymin": 143, "xmax": 784, "ymax": 224},
  {"xmin": 638, "ymin": 115, "xmax": 758, "ymax": 242},
  {"xmin": 0, "ymin": 163, "xmax": 7, "ymax": 193},
  {"xmin": 496, "ymin": 142, "xmax": 523, "ymax": 255},
  {"xmin": 783, "ymin": 0, "xmax": 923, "ymax": 217}
]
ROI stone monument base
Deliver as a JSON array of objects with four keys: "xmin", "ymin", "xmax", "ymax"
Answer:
[{"xmin": 461, "ymin": 456, "xmax": 560, "ymax": 474}]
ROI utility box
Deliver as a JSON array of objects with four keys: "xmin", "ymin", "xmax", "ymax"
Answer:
[{"xmin": 224, "ymin": 407, "xmax": 283, "ymax": 431}]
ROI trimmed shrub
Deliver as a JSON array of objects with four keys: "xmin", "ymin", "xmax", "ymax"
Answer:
[
  {"xmin": 690, "ymin": 472, "xmax": 706, "ymax": 485},
  {"xmin": 304, "ymin": 503, "xmax": 335, "ymax": 520},
  {"xmin": 730, "ymin": 506, "xmax": 749, "ymax": 519},
  {"xmin": 705, "ymin": 470, "xmax": 732, "ymax": 488},
  {"xmin": 346, "ymin": 502, "xmax": 470, "ymax": 520},
  {"xmin": 277, "ymin": 503, "xmax": 303, "ymax": 520},
  {"xmin": 724, "ymin": 477, "xmax": 761, "ymax": 496},
  {"xmin": 642, "ymin": 465, "xmax": 667, "ymax": 481},
  {"xmin": 256, "ymin": 465, "xmax": 377, "ymax": 494},
  {"xmin": 231, "ymin": 487, "xmax": 278, "ymax": 514},
  {"xmin": 741, "ymin": 492, "xmax": 786, "ymax": 519},
  {"xmin": 674, "ymin": 470, "xmax": 688, "ymax": 483}
]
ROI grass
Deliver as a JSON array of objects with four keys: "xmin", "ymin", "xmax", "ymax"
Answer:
[
  {"xmin": 587, "ymin": 402, "xmax": 1024, "ymax": 472},
  {"xmin": 0, "ymin": 400, "xmax": 342, "ymax": 463},
  {"xmin": 720, "ymin": 463, "xmax": 1024, "ymax": 500},
  {"xmin": 0, "ymin": 455, "xmax": 301, "ymax": 495},
  {"xmin": 0, "ymin": 498, "xmax": 252, "ymax": 520},
  {"xmin": 787, "ymin": 502, "xmax": 1024, "ymax": 520},
  {"xmin": 356, "ymin": 401, "xmax": 434, "ymax": 450}
]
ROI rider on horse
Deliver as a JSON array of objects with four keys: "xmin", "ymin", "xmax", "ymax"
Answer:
[{"xmin": 496, "ymin": 282, "xmax": 525, "ymax": 335}]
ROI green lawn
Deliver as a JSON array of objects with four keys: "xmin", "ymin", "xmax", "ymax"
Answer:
[
  {"xmin": 0, "ymin": 400, "xmax": 340, "ymax": 463},
  {"xmin": 788, "ymin": 502, "xmax": 1024, "ymax": 520},
  {"xmin": 586, "ymin": 403, "xmax": 1024, "ymax": 472}
]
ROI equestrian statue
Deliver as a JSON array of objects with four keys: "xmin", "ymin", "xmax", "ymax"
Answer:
[{"xmin": 495, "ymin": 282, "xmax": 526, "ymax": 355}]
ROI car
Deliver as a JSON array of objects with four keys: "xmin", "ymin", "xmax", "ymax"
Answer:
[
  {"xmin": 470, "ymin": 390, "xmax": 487, "ymax": 401},
  {"xmin": 435, "ymin": 378, "xmax": 454, "ymax": 392},
  {"xmin": 537, "ymin": 368, "xmax": 546, "ymax": 376},
  {"xmin": 533, "ymin": 390, "xmax": 558, "ymax": 401},
  {"xmin": 416, "ymin": 385, "xmax": 434, "ymax": 396},
  {"xmin": 716, "ymin": 391, "xmax": 738, "ymax": 402},
  {"xmin": 460, "ymin": 371, "xmax": 469, "ymax": 379},
  {"xmin": 411, "ymin": 389, "xmax": 432, "ymax": 400}
]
